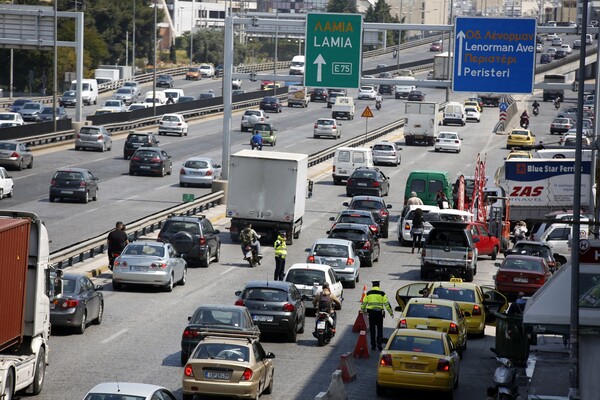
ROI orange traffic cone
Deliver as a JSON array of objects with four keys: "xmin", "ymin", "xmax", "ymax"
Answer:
[
  {"xmin": 360, "ymin": 285, "xmax": 367, "ymax": 302},
  {"xmin": 353, "ymin": 330, "xmax": 370, "ymax": 359}
]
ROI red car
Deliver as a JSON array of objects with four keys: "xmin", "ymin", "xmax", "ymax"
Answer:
[
  {"xmin": 468, "ymin": 222, "xmax": 501, "ymax": 260},
  {"xmin": 494, "ymin": 255, "xmax": 552, "ymax": 298}
]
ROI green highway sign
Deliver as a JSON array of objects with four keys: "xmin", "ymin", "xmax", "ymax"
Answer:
[{"xmin": 304, "ymin": 13, "xmax": 363, "ymax": 89}]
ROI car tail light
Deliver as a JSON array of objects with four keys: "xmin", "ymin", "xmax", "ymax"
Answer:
[
  {"xmin": 206, "ymin": 170, "xmax": 213, "ymax": 176},
  {"xmin": 180, "ymin": 168, "xmax": 186, "ymax": 175},
  {"xmin": 533, "ymin": 276, "xmax": 545, "ymax": 284},
  {"xmin": 398, "ymin": 318, "xmax": 407, "ymax": 328},
  {"xmin": 435, "ymin": 138, "xmax": 440, "ymax": 143},
  {"xmin": 183, "ymin": 329, "xmax": 201, "ymax": 338},
  {"xmin": 314, "ymin": 124, "xmax": 318, "ymax": 128},
  {"xmin": 448, "ymin": 322, "xmax": 459, "ymax": 334},
  {"xmin": 332, "ymin": 166, "xmax": 336, "ymax": 173},
  {"xmin": 347, "ymin": 179, "xmax": 353, "ymax": 186},
  {"xmin": 283, "ymin": 303, "xmax": 295, "ymax": 312},
  {"xmin": 362, "ymin": 241, "xmax": 371, "ymax": 250},
  {"xmin": 380, "ymin": 354, "xmax": 392, "ymax": 366},
  {"xmin": 115, "ymin": 260, "xmax": 127, "ymax": 268},
  {"xmin": 151, "ymin": 157, "xmax": 161, "ymax": 162},
  {"xmin": 466, "ymin": 251, "xmax": 473, "ymax": 260},
  {"xmin": 62, "ymin": 299, "xmax": 79, "ymax": 308},
  {"xmin": 50, "ymin": 179, "xmax": 56, "ymax": 186},
  {"xmin": 307, "ymin": 255, "xmax": 315, "ymax": 263},
  {"xmin": 177, "ymin": 123, "xmax": 182, "ymax": 126},
  {"xmin": 455, "ymin": 140, "xmax": 460, "ymax": 143},
  {"xmin": 404, "ymin": 223, "xmax": 411, "ymax": 231},
  {"xmin": 96, "ymin": 136, "xmax": 104, "ymax": 142},
  {"xmin": 472, "ymin": 305, "xmax": 482, "ymax": 316},
  {"xmin": 241, "ymin": 368, "xmax": 253, "ymax": 381},
  {"xmin": 437, "ymin": 359, "xmax": 450, "ymax": 372},
  {"xmin": 199, "ymin": 237, "xmax": 206, "ymax": 246},
  {"xmin": 346, "ymin": 258, "xmax": 355, "ymax": 265},
  {"xmin": 10, "ymin": 152, "xmax": 20, "ymax": 158},
  {"xmin": 380, "ymin": 209, "xmax": 389, "ymax": 217},
  {"xmin": 76, "ymin": 134, "xmax": 81, "ymax": 139},
  {"xmin": 79, "ymin": 181, "xmax": 87, "ymax": 187},
  {"xmin": 370, "ymin": 225, "xmax": 379, "ymax": 233},
  {"xmin": 421, "ymin": 249, "xmax": 426, "ymax": 257},
  {"xmin": 184, "ymin": 364, "xmax": 194, "ymax": 377},
  {"xmin": 132, "ymin": 156, "xmax": 141, "ymax": 161},
  {"xmin": 151, "ymin": 262, "xmax": 167, "ymax": 269},
  {"xmin": 495, "ymin": 272, "xmax": 508, "ymax": 283},
  {"xmin": 373, "ymin": 182, "xmax": 380, "ymax": 187},
  {"xmin": 159, "ymin": 121, "xmax": 164, "ymax": 125},
  {"xmin": 332, "ymin": 125, "xmax": 337, "ymax": 129},
  {"xmin": 235, "ymin": 299, "xmax": 245, "ymax": 306}
]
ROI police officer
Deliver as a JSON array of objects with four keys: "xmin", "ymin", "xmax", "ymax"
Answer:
[
  {"xmin": 361, "ymin": 281, "xmax": 394, "ymax": 351},
  {"xmin": 273, "ymin": 231, "xmax": 287, "ymax": 280}
]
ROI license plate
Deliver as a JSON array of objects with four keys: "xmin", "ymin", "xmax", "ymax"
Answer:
[
  {"xmin": 132, "ymin": 265, "xmax": 146, "ymax": 271},
  {"xmin": 317, "ymin": 321, "xmax": 326, "ymax": 329},
  {"xmin": 437, "ymin": 260, "xmax": 456, "ymax": 266},
  {"xmin": 405, "ymin": 363, "xmax": 425, "ymax": 370},
  {"xmin": 61, "ymin": 190, "xmax": 73, "ymax": 194},
  {"xmin": 252, "ymin": 315, "xmax": 274, "ymax": 322},
  {"xmin": 139, "ymin": 166, "xmax": 151, "ymax": 169},
  {"xmin": 357, "ymin": 182, "xmax": 367, "ymax": 186},
  {"xmin": 338, "ymin": 170, "xmax": 347, "ymax": 175},
  {"xmin": 205, "ymin": 371, "xmax": 231, "ymax": 380},
  {"xmin": 514, "ymin": 277, "xmax": 528, "ymax": 283}
]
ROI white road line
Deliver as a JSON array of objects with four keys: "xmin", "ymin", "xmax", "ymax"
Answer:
[
  {"xmin": 101, "ymin": 328, "xmax": 129, "ymax": 344},
  {"xmin": 85, "ymin": 208, "xmax": 98, "ymax": 213},
  {"xmin": 220, "ymin": 266, "xmax": 236, "ymax": 276},
  {"xmin": 154, "ymin": 184, "xmax": 172, "ymax": 191},
  {"xmin": 117, "ymin": 195, "xmax": 138, "ymax": 203}
]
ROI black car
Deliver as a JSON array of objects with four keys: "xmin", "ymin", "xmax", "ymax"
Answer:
[
  {"xmin": 178, "ymin": 96, "xmax": 196, "ymax": 103},
  {"xmin": 50, "ymin": 273, "xmax": 103, "ymax": 334},
  {"xmin": 327, "ymin": 92, "xmax": 342, "ymax": 108},
  {"xmin": 49, "ymin": 168, "xmax": 99, "ymax": 203},
  {"xmin": 59, "ymin": 91, "xmax": 77, "ymax": 107},
  {"xmin": 259, "ymin": 96, "xmax": 283, "ymax": 113},
  {"xmin": 346, "ymin": 167, "xmax": 390, "ymax": 197},
  {"xmin": 311, "ymin": 88, "xmax": 328, "ymax": 102},
  {"xmin": 540, "ymin": 54, "xmax": 552, "ymax": 64},
  {"xmin": 129, "ymin": 147, "xmax": 172, "ymax": 177},
  {"xmin": 407, "ymin": 90, "xmax": 425, "ymax": 101},
  {"xmin": 39, "ymin": 106, "xmax": 68, "ymax": 121},
  {"xmin": 505, "ymin": 240, "xmax": 561, "ymax": 272},
  {"xmin": 214, "ymin": 64, "xmax": 224, "ymax": 77},
  {"xmin": 378, "ymin": 84, "xmax": 394, "ymax": 95},
  {"xmin": 156, "ymin": 74, "xmax": 175, "ymax": 88},
  {"xmin": 554, "ymin": 49, "xmax": 567, "ymax": 59},
  {"xmin": 180, "ymin": 304, "xmax": 259, "ymax": 365},
  {"xmin": 157, "ymin": 214, "xmax": 221, "ymax": 267},
  {"xmin": 123, "ymin": 132, "xmax": 160, "ymax": 159},
  {"xmin": 377, "ymin": 72, "xmax": 393, "ymax": 79},
  {"xmin": 327, "ymin": 223, "xmax": 380, "ymax": 267},
  {"xmin": 329, "ymin": 209, "xmax": 381, "ymax": 237},
  {"xmin": 234, "ymin": 280, "xmax": 306, "ymax": 342},
  {"xmin": 343, "ymin": 195, "xmax": 392, "ymax": 238}
]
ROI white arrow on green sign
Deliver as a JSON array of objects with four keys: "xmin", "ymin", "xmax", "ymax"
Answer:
[{"xmin": 304, "ymin": 13, "xmax": 363, "ymax": 89}]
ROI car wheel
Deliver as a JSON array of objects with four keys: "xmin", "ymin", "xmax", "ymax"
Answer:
[
  {"xmin": 491, "ymin": 246, "xmax": 498, "ymax": 260},
  {"xmin": 93, "ymin": 302, "xmax": 103, "ymax": 325},
  {"xmin": 160, "ymin": 166, "xmax": 166, "ymax": 177},
  {"xmin": 76, "ymin": 311, "xmax": 87, "ymax": 334},
  {"xmin": 287, "ymin": 326, "xmax": 297, "ymax": 343},
  {"xmin": 420, "ymin": 267, "xmax": 428, "ymax": 279},
  {"xmin": 180, "ymin": 182, "xmax": 186, "ymax": 187},
  {"xmin": 376, "ymin": 383, "xmax": 387, "ymax": 396},
  {"xmin": 214, "ymin": 244, "xmax": 221, "ymax": 262},
  {"xmin": 180, "ymin": 352, "xmax": 189, "ymax": 366},
  {"xmin": 333, "ymin": 177, "xmax": 341, "ymax": 185},
  {"xmin": 167, "ymin": 165, "xmax": 172, "ymax": 175},
  {"xmin": 264, "ymin": 372, "xmax": 274, "ymax": 395},
  {"xmin": 112, "ymin": 280, "xmax": 122, "ymax": 291},
  {"xmin": 163, "ymin": 273, "xmax": 174, "ymax": 292},
  {"xmin": 200, "ymin": 253, "xmax": 210, "ymax": 268},
  {"xmin": 178, "ymin": 267, "xmax": 187, "ymax": 286},
  {"xmin": 92, "ymin": 189, "xmax": 98, "ymax": 201},
  {"xmin": 18, "ymin": 159, "xmax": 24, "ymax": 171},
  {"xmin": 382, "ymin": 228, "xmax": 389, "ymax": 239},
  {"xmin": 464, "ymin": 267, "xmax": 474, "ymax": 282},
  {"xmin": 298, "ymin": 315, "xmax": 305, "ymax": 334},
  {"xmin": 348, "ymin": 278, "xmax": 356, "ymax": 289},
  {"xmin": 27, "ymin": 158, "xmax": 33, "ymax": 169},
  {"xmin": 49, "ymin": 196, "xmax": 55, "ymax": 203},
  {"xmin": 435, "ymin": 148, "xmax": 440, "ymax": 152},
  {"xmin": 7, "ymin": 188, "xmax": 12, "ymax": 198},
  {"xmin": 83, "ymin": 191, "xmax": 89, "ymax": 204},
  {"xmin": 363, "ymin": 256, "xmax": 373, "ymax": 268}
]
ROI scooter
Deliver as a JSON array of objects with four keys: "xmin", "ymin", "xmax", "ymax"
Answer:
[
  {"xmin": 519, "ymin": 117, "xmax": 529, "ymax": 129},
  {"xmin": 554, "ymin": 100, "xmax": 561, "ymax": 110},
  {"xmin": 313, "ymin": 311, "xmax": 335, "ymax": 346},
  {"xmin": 532, "ymin": 106, "xmax": 539, "ymax": 116},
  {"xmin": 392, "ymin": 50, "xmax": 398, "ymax": 59},
  {"xmin": 375, "ymin": 100, "xmax": 382, "ymax": 111},
  {"xmin": 243, "ymin": 244, "xmax": 262, "ymax": 268},
  {"xmin": 251, "ymin": 141, "xmax": 263, "ymax": 151},
  {"xmin": 490, "ymin": 348, "xmax": 521, "ymax": 400}
]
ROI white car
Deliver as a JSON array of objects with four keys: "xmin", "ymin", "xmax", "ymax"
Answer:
[
  {"xmin": 232, "ymin": 78, "xmax": 242, "ymax": 89},
  {"xmin": 0, "ymin": 112, "xmax": 25, "ymax": 128},
  {"xmin": 283, "ymin": 263, "xmax": 344, "ymax": 310},
  {"xmin": 82, "ymin": 382, "xmax": 177, "ymax": 400},
  {"xmin": 313, "ymin": 118, "xmax": 341, "ymax": 139},
  {"xmin": 536, "ymin": 43, "xmax": 543, "ymax": 53},
  {"xmin": 357, "ymin": 85, "xmax": 377, "ymax": 100},
  {"xmin": 546, "ymin": 33, "xmax": 559, "ymax": 41},
  {"xmin": 464, "ymin": 106, "xmax": 481, "ymax": 122},
  {"xmin": 240, "ymin": 109, "xmax": 268, "ymax": 131},
  {"xmin": 0, "ymin": 166, "xmax": 14, "ymax": 199},
  {"xmin": 199, "ymin": 64, "xmax": 215, "ymax": 77},
  {"xmin": 158, "ymin": 113, "xmax": 189, "ymax": 136},
  {"xmin": 560, "ymin": 44, "xmax": 573, "ymax": 54},
  {"xmin": 434, "ymin": 131, "xmax": 462, "ymax": 153},
  {"xmin": 101, "ymin": 100, "xmax": 127, "ymax": 112},
  {"xmin": 127, "ymin": 103, "xmax": 150, "ymax": 111},
  {"xmin": 397, "ymin": 205, "xmax": 440, "ymax": 244},
  {"xmin": 552, "ymin": 37, "xmax": 563, "ymax": 46}
]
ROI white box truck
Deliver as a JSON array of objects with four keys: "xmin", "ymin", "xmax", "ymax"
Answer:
[
  {"xmin": 70, "ymin": 79, "xmax": 98, "ymax": 105},
  {"xmin": 227, "ymin": 150, "xmax": 309, "ymax": 244},
  {"xmin": 287, "ymin": 85, "xmax": 309, "ymax": 108},
  {"xmin": 94, "ymin": 68, "xmax": 120, "ymax": 84},
  {"xmin": 404, "ymin": 101, "xmax": 439, "ymax": 146},
  {"xmin": 289, "ymin": 55, "xmax": 305, "ymax": 75},
  {"xmin": 0, "ymin": 211, "xmax": 58, "ymax": 400}
]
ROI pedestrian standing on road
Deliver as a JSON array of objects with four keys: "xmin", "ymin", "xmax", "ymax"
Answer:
[
  {"xmin": 406, "ymin": 191, "xmax": 424, "ymax": 206},
  {"xmin": 273, "ymin": 231, "xmax": 287, "ymax": 281},
  {"xmin": 411, "ymin": 208, "xmax": 425, "ymax": 254},
  {"xmin": 107, "ymin": 221, "xmax": 128, "ymax": 270},
  {"xmin": 361, "ymin": 281, "xmax": 394, "ymax": 351}
]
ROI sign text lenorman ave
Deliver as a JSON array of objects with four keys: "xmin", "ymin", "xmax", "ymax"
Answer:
[
  {"xmin": 304, "ymin": 13, "xmax": 363, "ymax": 89},
  {"xmin": 453, "ymin": 17, "xmax": 537, "ymax": 94}
]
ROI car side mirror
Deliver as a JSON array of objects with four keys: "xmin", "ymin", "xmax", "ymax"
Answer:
[
  {"xmin": 387, "ymin": 204, "xmax": 392, "ymax": 209},
  {"xmin": 326, "ymin": 230, "xmax": 331, "ymax": 234},
  {"xmin": 95, "ymin": 285, "xmax": 103, "ymax": 291},
  {"xmin": 214, "ymin": 229, "xmax": 220, "ymax": 235},
  {"xmin": 342, "ymin": 202, "xmax": 349, "ymax": 207},
  {"xmin": 235, "ymin": 290, "xmax": 242, "ymax": 296},
  {"xmin": 494, "ymin": 262, "xmax": 501, "ymax": 268},
  {"xmin": 266, "ymin": 352, "xmax": 276, "ymax": 359},
  {"xmin": 463, "ymin": 311, "xmax": 472, "ymax": 317},
  {"xmin": 329, "ymin": 217, "xmax": 335, "ymax": 221},
  {"xmin": 301, "ymin": 294, "xmax": 310, "ymax": 301},
  {"xmin": 305, "ymin": 248, "xmax": 311, "ymax": 252},
  {"xmin": 188, "ymin": 316, "xmax": 192, "ymax": 321},
  {"xmin": 394, "ymin": 306, "xmax": 402, "ymax": 311}
]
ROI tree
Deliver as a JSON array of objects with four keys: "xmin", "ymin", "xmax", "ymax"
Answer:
[
  {"xmin": 364, "ymin": 0, "xmax": 399, "ymax": 47},
  {"xmin": 327, "ymin": 0, "xmax": 357, "ymax": 13},
  {"xmin": 169, "ymin": 44, "xmax": 177, "ymax": 63}
]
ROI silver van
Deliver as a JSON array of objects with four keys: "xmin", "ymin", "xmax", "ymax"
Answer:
[{"xmin": 332, "ymin": 147, "xmax": 374, "ymax": 185}]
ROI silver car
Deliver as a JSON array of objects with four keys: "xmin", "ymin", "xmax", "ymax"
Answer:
[
  {"xmin": 112, "ymin": 241, "xmax": 187, "ymax": 292},
  {"xmin": 313, "ymin": 118, "xmax": 341, "ymax": 139},
  {"xmin": 82, "ymin": 382, "xmax": 177, "ymax": 400},
  {"xmin": 18, "ymin": 102, "xmax": 45, "ymax": 122},
  {"xmin": 179, "ymin": 157, "xmax": 222, "ymax": 187},
  {"xmin": 75, "ymin": 125, "xmax": 112, "ymax": 152},
  {"xmin": 371, "ymin": 141, "xmax": 401, "ymax": 166},
  {"xmin": 122, "ymin": 81, "xmax": 141, "ymax": 97},
  {"xmin": 0, "ymin": 140, "xmax": 34, "ymax": 170},
  {"xmin": 306, "ymin": 238, "xmax": 360, "ymax": 288},
  {"xmin": 113, "ymin": 87, "xmax": 137, "ymax": 105}
]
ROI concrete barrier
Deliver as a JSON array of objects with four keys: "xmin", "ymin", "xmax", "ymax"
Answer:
[
  {"xmin": 313, "ymin": 370, "xmax": 347, "ymax": 400},
  {"xmin": 212, "ymin": 180, "xmax": 228, "ymax": 204}
]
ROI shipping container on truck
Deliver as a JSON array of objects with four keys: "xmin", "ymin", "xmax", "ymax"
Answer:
[
  {"xmin": 0, "ymin": 211, "xmax": 55, "ymax": 400},
  {"xmin": 226, "ymin": 150, "xmax": 309, "ymax": 245}
]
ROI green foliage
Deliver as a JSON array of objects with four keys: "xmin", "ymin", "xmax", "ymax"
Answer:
[
  {"xmin": 169, "ymin": 44, "xmax": 177, "ymax": 63},
  {"xmin": 327, "ymin": 0, "xmax": 357, "ymax": 13}
]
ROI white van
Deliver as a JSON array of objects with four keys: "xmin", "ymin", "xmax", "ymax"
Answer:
[
  {"xmin": 70, "ymin": 79, "xmax": 98, "ymax": 105},
  {"xmin": 289, "ymin": 55, "xmax": 305, "ymax": 75},
  {"xmin": 163, "ymin": 88, "xmax": 184, "ymax": 103},
  {"xmin": 539, "ymin": 221, "xmax": 589, "ymax": 258},
  {"xmin": 332, "ymin": 96, "xmax": 355, "ymax": 120},
  {"xmin": 144, "ymin": 90, "xmax": 166, "ymax": 105},
  {"xmin": 443, "ymin": 102, "xmax": 466, "ymax": 126},
  {"xmin": 332, "ymin": 147, "xmax": 374, "ymax": 185}
]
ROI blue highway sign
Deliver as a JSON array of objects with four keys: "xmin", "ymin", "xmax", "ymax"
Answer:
[
  {"xmin": 453, "ymin": 17, "xmax": 537, "ymax": 94},
  {"xmin": 499, "ymin": 102, "xmax": 508, "ymax": 111}
]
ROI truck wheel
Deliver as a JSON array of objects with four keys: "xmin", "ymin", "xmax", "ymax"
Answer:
[
  {"xmin": 31, "ymin": 347, "xmax": 46, "ymax": 395},
  {"xmin": 293, "ymin": 228, "xmax": 301, "ymax": 239},
  {"xmin": 4, "ymin": 368, "xmax": 14, "ymax": 400},
  {"xmin": 420, "ymin": 267, "xmax": 428, "ymax": 280}
]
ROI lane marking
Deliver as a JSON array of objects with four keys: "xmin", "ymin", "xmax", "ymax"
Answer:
[
  {"xmin": 85, "ymin": 208, "xmax": 98, "ymax": 213},
  {"xmin": 117, "ymin": 195, "xmax": 139, "ymax": 203},
  {"xmin": 220, "ymin": 266, "xmax": 236, "ymax": 275},
  {"xmin": 102, "ymin": 328, "xmax": 129, "ymax": 344}
]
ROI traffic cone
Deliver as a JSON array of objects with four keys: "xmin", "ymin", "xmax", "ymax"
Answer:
[
  {"xmin": 360, "ymin": 285, "xmax": 367, "ymax": 302},
  {"xmin": 353, "ymin": 330, "xmax": 370, "ymax": 359},
  {"xmin": 352, "ymin": 311, "xmax": 369, "ymax": 333}
]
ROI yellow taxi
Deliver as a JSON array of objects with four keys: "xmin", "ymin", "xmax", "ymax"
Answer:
[
  {"xmin": 396, "ymin": 297, "xmax": 467, "ymax": 355},
  {"xmin": 395, "ymin": 279, "xmax": 508, "ymax": 337},
  {"xmin": 505, "ymin": 150, "xmax": 533, "ymax": 160},
  {"xmin": 182, "ymin": 333, "xmax": 275, "ymax": 399},
  {"xmin": 506, "ymin": 128, "xmax": 535, "ymax": 150},
  {"xmin": 376, "ymin": 328, "xmax": 460, "ymax": 397},
  {"xmin": 464, "ymin": 100, "xmax": 482, "ymax": 113}
]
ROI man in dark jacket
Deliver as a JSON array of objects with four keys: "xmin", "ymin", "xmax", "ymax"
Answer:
[{"xmin": 107, "ymin": 221, "xmax": 128, "ymax": 270}]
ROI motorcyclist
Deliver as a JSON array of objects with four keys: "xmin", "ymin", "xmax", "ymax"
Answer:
[
  {"xmin": 240, "ymin": 223, "xmax": 262, "ymax": 263},
  {"xmin": 375, "ymin": 94, "xmax": 383, "ymax": 109},
  {"xmin": 312, "ymin": 282, "xmax": 342, "ymax": 331},
  {"xmin": 520, "ymin": 110, "xmax": 529, "ymax": 127},
  {"xmin": 250, "ymin": 131, "xmax": 263, "ymax": 150},
  {"xmin": 554, "ymin": 97, "xmax": 561, "ymax": 109},
  {"xmin": 392, "ymin": 49, "xmax": 398, "ymax": 59},
  {"xmin": 532, "ymin": 100, "xmax": 540, "ymax": 116}
]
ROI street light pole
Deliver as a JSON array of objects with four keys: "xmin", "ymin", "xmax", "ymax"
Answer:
[
  {"xmin": 190, "ymin": 0, "xmax": 195, "ymax": 65},
  {"xmin": 152, "ymin": 0, "xmax": 157, "ymax": 117},
  {"xmin": 133, "ymin": 0, "xmax": 136, "ymax": 74}
]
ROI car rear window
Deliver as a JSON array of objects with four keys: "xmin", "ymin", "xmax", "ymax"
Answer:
[
  {"xmin": 313, "ymin": 244, "xmax": 349, "ymax": 257},
  {"xmin": 79, "ymin": 127, "xmax": 101, "ymax": 135},
  {"xmin": 62, "ymin": 278, "xmax": 78, "ymax": 294},
  {"xmin": 122, "ymin": 244, "xmax": 165, "ymax": 257},
  {"xmin": 427, "ymin": 230, "xmax": 468, "ymax": 247},
  {"xmin": 192, "ymin": 343, "xmax": 249, "ymax": 362},
  {"xmin": 351, "ymin": 170, "xmax": 377, "ymax": 179},
  {"xmin": 406, "ymin": 303, "xmax": 453, "ymax": 319},
  {"xmin": 162, "ymin": 221, "xmax": 200, "ymax": 235},
  {"xmin": 162, "ymin": 115, "xmax": 181, "ymax": 122},
  {"xmin": 432, "ymin": 287, "xmax": 476, "ymax": 302},
  {"xmin": 285, "ymin": 269, "xmax": 325, "ymax": 286},
  {"xmin": 502, "ymin": 258, "xmax": 543, "ymax": 272},
  {"xmin": 134, "ymin": 150, "xmax": 159, "ymax": 158},
  {"xmin": 318, "ymin": 119, "xmax": 334, "ymax": 126},
  {"xmin": 329, "ymin": 228, "xmax": 368, "ymax": 241},
  {"xmin": 389, "ymin": 335, "xmax": 444, "ymax": 355},
  {"xmin": 243, "ymin": 288, "xmax": 288, "ymax": 302},
  {"xmin": 185, "ymin": 160, "xmax": 209, "ymax": 169},
  {"xmin": 338, "ymin": 215, "xmax": 372, "ymax": 225},
  {"xmin": 190, "ymin": 309, "xmax": 242, "ymax": 326},
  {"xmin": 0, "ymin": 142, "xmax": 17, "ymax": 150},
  {"xmin": 128, "ymin": 134, "xmax": 149, "ymax": 143},
  {"xmin": 245, "ymin": 110, "xmax": 261, "ymax": 117},
  {"xmin": 372, "ymin": 144, "xmax": 393, "ymax": 151},
  {"xmin": 54, "ymin": 171, "xmax": 84, "ymax": 181}
]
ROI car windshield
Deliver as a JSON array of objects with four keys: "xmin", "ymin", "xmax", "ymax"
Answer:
[
  {"xmin": 351, "ymin": 170, "xmax": 378, "ymax": 180},
  {"xmin": 13, "ymin": 99, "xmax": 30, "ymax": 106},
  {"xmin": 313, "ymin": 244, "xmax": 349, "ymax": 257},
  {"xmin": 83, "ymin": 395, "xmax": 145, "ymax": 400},
  {"xmin": 123, "ymin": 82, "xmax": 137, "ymax": 87},
  {"xmin": 22, "ymin": 103, "xmax": 40, "ymax": 110},
  {"xmin": 105, "ymin": 101, "xmax": 120, "ymax": 107},
  {"xmin": 192, "ymin": 343, "xmax": 249, "ymax": 362},
  {"xmin": 0, "ymin": 114, "xmax": 16, "ymax": 121},
  {"xmin": 502, "ymin": 258, "xmax": 543, "ymax": 272},
  {"xmin": 122, "ymin": 244, "xmax": 165, "ymax": 257},
  {"xmin": 406, "ymin": 303, "xmax": 453, "ymax": 319},
  {"xmin": 40, "ymin": 108, "xmax": 55, "ymax": 115},
  {"xmin": 185, "ymin": 160, "xmax": 209, "ymax": 169},
  {"xmin": 285, "ymin": 269, "xmax": 325, "ymax": 286},
  {"xmin": 190, "ymin": 309, "xmax": 243, "ymax": 327},
  {"xmin": 329, "ymin": 228, "xmax": 368, "ymax": 241},
  {"xmin": 162, "ymin": 221, "xmax": 200, "ymax": 235},
  {"xmin": 0, "ymin": 142, "xmax": 17, "ymax": 150},
  {"xmin": 117, "ymin": 88, "xmax": 131, "ymax": 94},
  {"xmin": 63, "ymin": 92, "xmax": 76, "ymax": 97},
  {"xmin": 432, "ymin": 287, "xmax": 476, "ymax": 302},
  {"xmin": 242, "ymin": 288, "xmax": 288, "ymax": 302},
  {"xmin": 388, "ymin": 335, "xmax": 445, "ymax": 355}
]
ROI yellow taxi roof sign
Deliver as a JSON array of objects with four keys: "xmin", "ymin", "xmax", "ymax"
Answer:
[
  {"xmin": 361, "ymin": 106, "xmax": 374, "ymax": 118},
  {"xmin": 449, "ymin": 278, "xmax": 463, "ymax": 283}
]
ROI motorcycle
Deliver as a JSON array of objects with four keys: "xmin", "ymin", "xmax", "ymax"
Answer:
[
  {"xmin": 490, "ymin": 348, "xmax": 521, "ymax": 400},
  {"xmin": 375, "ymin": 100, "xmax": 382, "ymax": 111},
  {"xmin": 243, "ymin": 244, "xmax": 262, "ymax": 268},
  {"xmin": 519, "ymin": 117, "xmax": 529, "ymax": 129},
  {"xmin": 532, "ymin": 106, "xmax": 539, "ymax": 116},
  {"xmin": 251, "ymin": 141, "xmax": 263, "ymax": 151},
  {"xmin": 392, "ymin": 50, "xmax": 398, "ymax": 59},
  {"xmin": 314, "ymin": 311, "xmax": 335, "ymax": 346},
  {"xmin": 554, "ymin": 100, "xmax": 560, "ymax": 110}
]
